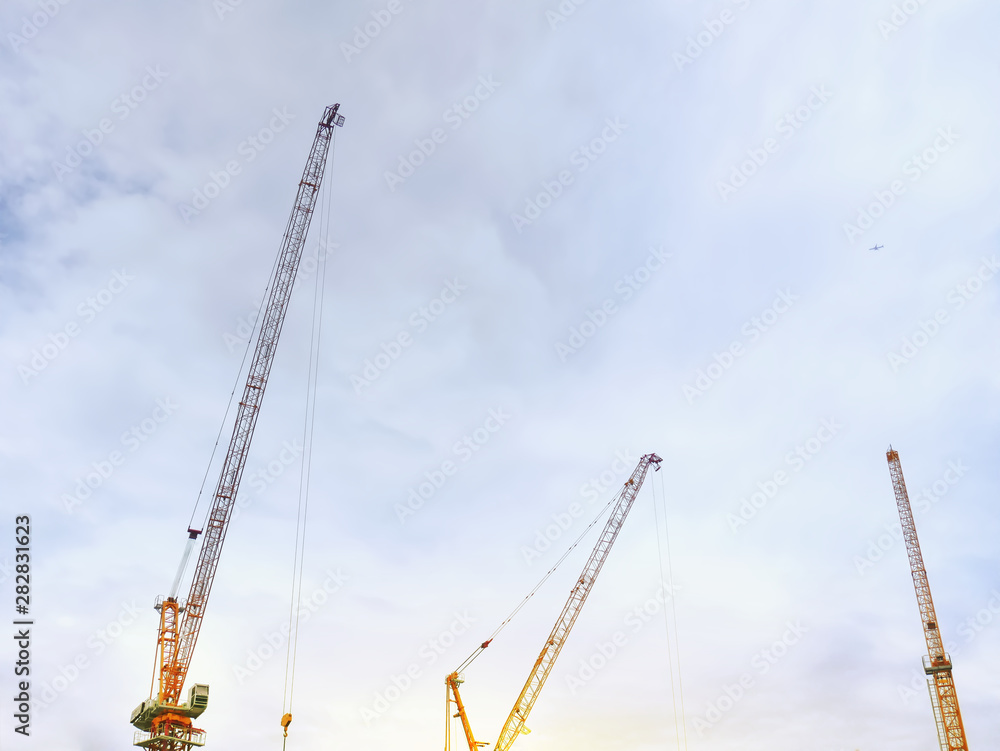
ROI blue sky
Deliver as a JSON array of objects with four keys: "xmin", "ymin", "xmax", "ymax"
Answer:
[{"xmin": 1, "ymin": 0, "xmax": 998, "ymax": 749}]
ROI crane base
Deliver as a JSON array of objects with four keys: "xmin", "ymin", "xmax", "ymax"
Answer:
[{"xmin": 133, "ymin": 729, "xmax": 206, "ymax": 748}]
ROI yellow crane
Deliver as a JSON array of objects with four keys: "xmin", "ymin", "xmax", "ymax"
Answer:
[
  {"xmin": 886, "ymin": 447, "xmax": 969, "ymax": 751},
  {"xmin": 445, "ymin": 453, "xmax": 662, "ymax": 751}
]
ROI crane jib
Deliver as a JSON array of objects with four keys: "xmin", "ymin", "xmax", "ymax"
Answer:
[
  {"xmin": 494, "ymin": 453, "xmax": 660, "ymax": 751},
  {"xmin": 131, "ymin": 104, "xmax": 344, "ymax": 751},
  {"xmin": 447, "ymin": 453, "xmax": 661, "ymax": 751}
]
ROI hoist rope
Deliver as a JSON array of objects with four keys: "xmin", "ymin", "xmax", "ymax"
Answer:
[
  {"xmin": 167, "ymin": 123, "xmax": 285, "ymax": 717},
  {"xmin": 652, "ymin": 471, "xmax": 679, "ymax": 747},
  {"xmin": 653, "ymin": 467, "xmax": 688, "ymax": 751},
  {"xmin": 187, "ymin": 220, "xmax": 282, "ymax": 534},
  {"xmin": 453, "ymin": 479, "xmax": 626, "ymax": 675},
  {"xmin": 280, "ymin": 125, "xmax": 338, "ymax": 745}
]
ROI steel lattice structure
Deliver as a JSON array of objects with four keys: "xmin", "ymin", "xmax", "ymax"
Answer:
[
  {"xmin": 131, "ymin": 104, "xmax": 344, "ymax": 751},
  {"xmin": 447, "ymin": 453, "xmax": 662, "ymax": 751},
  {"xmin": 494, "ymin": 453, "xmax": 661, "ymax": 751},
  {"xmin": 886, "ymin": 448, "xmax": 969, "ymax": 751}
]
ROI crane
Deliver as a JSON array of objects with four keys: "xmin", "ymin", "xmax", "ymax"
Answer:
[
  {"xmin": 130, "ymin": 103, "xmax": 345, "ymax": 751},
  {"xmin": 885, "ymin": 447, "xmax": 969, "ymax": 751},
  {"xmin": 446, "ymin": 453, "xmax": 663, "ymax": 751}
]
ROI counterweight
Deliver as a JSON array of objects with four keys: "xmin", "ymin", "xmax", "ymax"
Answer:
[
  {"xmin": 131, "ymin": 104, "xmax": 344, "ymax": 751},
  {"xmin": 886, "ymin": 448, "xmax": 969, "ymax": 751}
]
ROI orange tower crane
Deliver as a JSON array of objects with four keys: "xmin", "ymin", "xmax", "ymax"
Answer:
[
  {"xmin": 446, "ymin": 453, "xmax": 662, "ymax": 751},
  {"xmin": 886, "ymin": 447, "xmax": 969, "ymax": 751},
  {"xmin": 129, "ymin": 104, "xmax": 345, "ymax": 751}
]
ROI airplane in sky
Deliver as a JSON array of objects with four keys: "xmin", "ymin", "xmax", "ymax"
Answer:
[{"xmin": 869, "ymin": 244, "xmax": 883, "ymax": 251}]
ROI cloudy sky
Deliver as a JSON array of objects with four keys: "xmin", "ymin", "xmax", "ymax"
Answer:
[{"xmin": 1, "ymin": 0, "xmax": 998, "ymax": 749}]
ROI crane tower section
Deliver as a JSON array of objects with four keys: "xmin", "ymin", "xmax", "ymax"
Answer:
[{"xmin": 886, "ymin": 448, "xmax": 969, "ymax": 751}]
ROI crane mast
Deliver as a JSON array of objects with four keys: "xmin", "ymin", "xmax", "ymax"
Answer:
[
  {"xmin": 886, "ymin": 448, "xmax": 969, "ymax": 751},
  {"xmin": 447, "ymin": 453, "xmax": 662, "ymax": 751},
  {"xmin": 446, "ymin": 673, "xmax": 488, "ymax": 751},
  {"xmin": 130, "ymin": 103, "xmax": 345, "ymax": 751}
]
